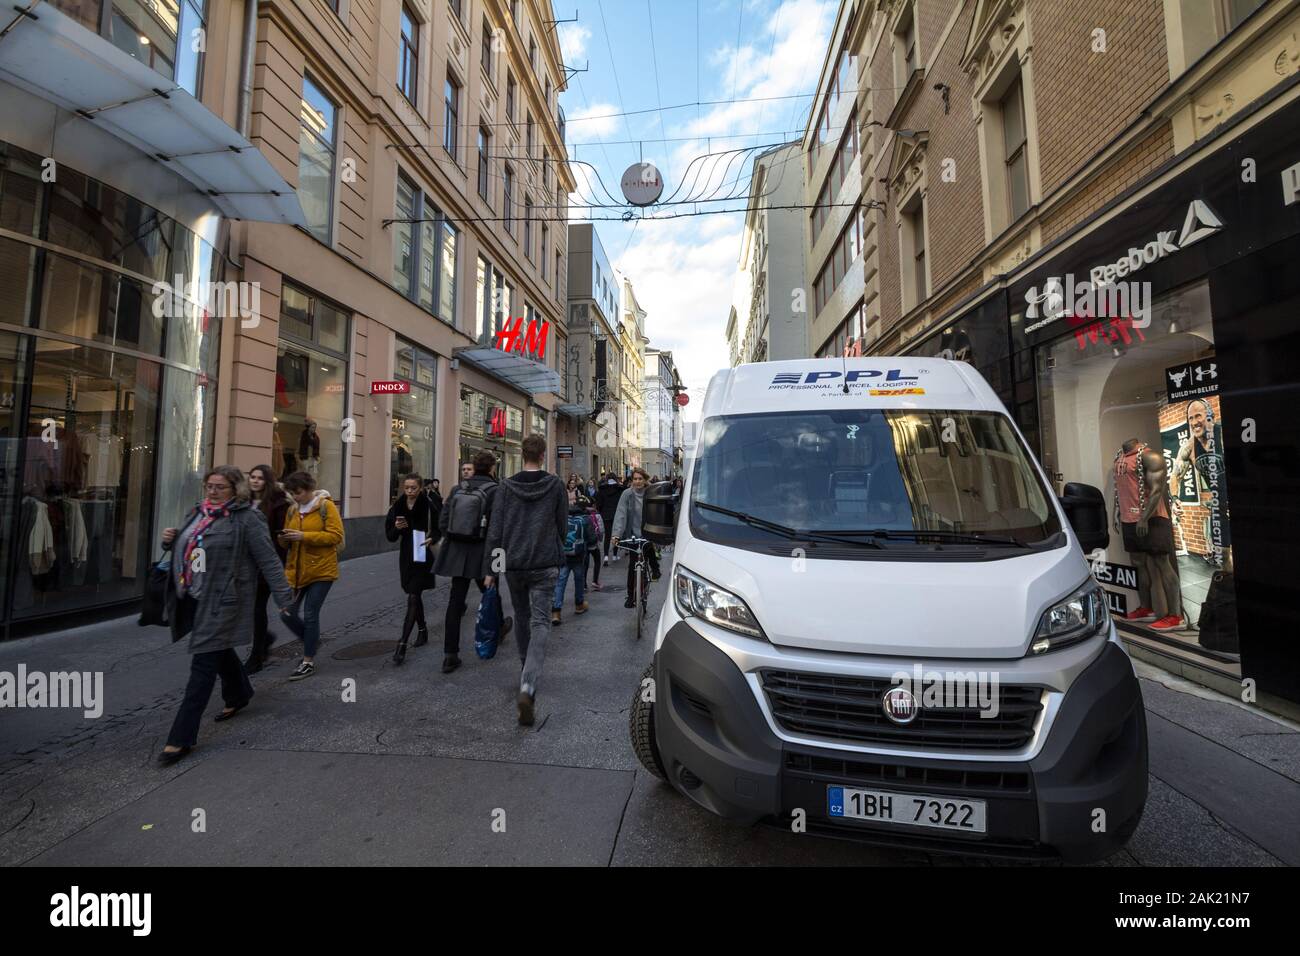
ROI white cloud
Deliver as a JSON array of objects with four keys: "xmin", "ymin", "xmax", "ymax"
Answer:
[
  {"xmin": 564, "ymin": 100, "xmax": 621, "ymax": 142},
  {"xmin": 558, "ymin": 22, "xmax": 591, "ymax": 63}
]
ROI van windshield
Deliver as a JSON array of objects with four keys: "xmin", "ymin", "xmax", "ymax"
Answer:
[{"xmin": 689, "ymin": 409, "xmax": 1061, "ymax": 553}]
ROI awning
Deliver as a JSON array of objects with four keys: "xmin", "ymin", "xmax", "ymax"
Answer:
[
  {"xmin": 0, "ymin": 2, "xmax": 306, "ymax": 227},
  {"xmin": 556, "ymin": 403, "xmax": 594, "ymax": 419},
  {"xmin": 455, "ymin": 347, "xmax": 561, "ymax": 395}
]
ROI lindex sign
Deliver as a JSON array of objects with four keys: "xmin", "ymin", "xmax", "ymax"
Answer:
[{"xmin": 370, "ymin": 380, "xmax": 410, "ymax": 395}]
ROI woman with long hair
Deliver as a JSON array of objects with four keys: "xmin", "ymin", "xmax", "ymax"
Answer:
[
  {"xmin": 280, "ymin": 470, "xmax": 344, "ymax": 681},
  {"xmin": 245, "ymin": 464, "xmax": 290, "ymax": 673},
  {"xmin": 385, "ymin": 473, "xmax": 440, "ymax": 665},
  {"xmin": 157, "ymin": 466, "xmax": 299, "ymax": 765}
]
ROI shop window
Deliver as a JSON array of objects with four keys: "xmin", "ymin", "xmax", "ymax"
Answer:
[
  {"xmin": 274, "ymin": 282, "xmax": 350, "ymax": 499},
  {"xmin": 12, "ymin": 338, "xmax": 161, "ymax": 620},
  {"xmin": 390, "ymin": 339, "xmax": 437, "ymax": 500},
  {"xmin": 1035, "ymin": 280, "xmax": 1238, "ymax": 660},
  {"xmin": 299, "ymin": 75, "xmax": 338, "ymax": 244},
  {"xmin": 38, "ymin": 249, "xmax": 164, "ymax": 357}
]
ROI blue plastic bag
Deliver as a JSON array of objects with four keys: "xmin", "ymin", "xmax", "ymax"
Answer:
[{"xmin": 474, "ymin": 585, "xmax": 502, "ymax": 660}]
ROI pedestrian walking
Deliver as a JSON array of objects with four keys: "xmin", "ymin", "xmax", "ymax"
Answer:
[
  {"xmin": 424, "ymin": 478, "xmax": 444, "ymax": 511},
  {"xmin": 436, "ymin": 452, "xmax": 513, "ymax": 674},
  {"xmin": 611, "ymin": 467, "xmax": 661, "ymax": 608},
  {"xmin": 459, "ymin": 461, "xmax": 474, "ymax": 482},
  {"xmin": 565, "ymin": 473, "xmax": 579, "ymax": 506},
  {"xmin": 596, "ymin": 474, "xmax": 622, "ymax": 564},
  {"xmin": 245, "ymin": 463, "xmax": 290, "ymax": 674},
  {"xmin": 280, "ymin": 471, "xmax": 344, "ymax": 681},
  {"xmin": 552, "ymin": 495, "xmax": 596, "ymax": 625},
  {"xmin": 483, "ymin": 433, "xmax": 567, "ymax": 726},
  {"xmin": 385, "ymin": 474, "xmax": 439, "ymax": 666},
  {"xmin": 157, "ymin": 466, "xmax": 300, "ymax": 766},
  {"xmin": 585, "ymin": 496, "xmax": 605, "ymax": 590}
]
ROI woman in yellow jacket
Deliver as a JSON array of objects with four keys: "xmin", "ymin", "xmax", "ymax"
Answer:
[{"xmin": 278, "ymin": 470, "xmax": 343, "ymax": 681}]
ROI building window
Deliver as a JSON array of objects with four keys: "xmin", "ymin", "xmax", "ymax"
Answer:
[
  {"xmin": 1001, "ymin": 76, "xmax": 1029, "ymax": 222},
  {"xmin": 102, "ymin": 0, "xmax": 209, "ymax": 96},
  {"xmin": 477, "ymin": 126, "xmax": 491, "ymax": 201},
  {"xmin": 503, "ymin": 164, "xmax": 514, "ymax": 234},
  {"xmin": 275, "ymin": 282, "xmax": 350, "ymax": 497},
  {"xmin": 511, "ymin": 1, "xmax": 520, "ymax": 25},
  {"xmin": 1222, "ymin": 0, "xmax": 1266, "ymax": 31},
  {"xmin": 506, "ymin": 72, "xmax": 517, "ymax": 125},
  {"xmin": 530, "ymin": 35, "xmax": 539, "ymax": 73},
  {"xmin": 524, "ymin": 196, "xmax": 534, "ymax": 259},
  {"xmin": 481, "ymin": 16, "xmax": 494, "ymax": 75},
  {"xmin": 902, "ymin": 197, "xmax": 928, "ymax": 309},
  {"xmin": 449, "ymin": 0, "xmax": 462, "ymax": 19},
  {"xmin": 399, "ymin": 4, "xmax": 419, "ymax": 105},
  {"xmin": 443, "ymin": 72, "xmax": 460, "ymax": 156},
  {"xmin": 541, "ymin": 223, "xmax": 549, "ymax": 281},
  {"xmin": 299, "ymin": 74, "xmax": 337, "ymax": 244},
  {"xmin": 557, "ymin": 105, "xmax": 566, "ymax": 144},
  {"xmin": 391, "ymin": 339, "xmax": 437, "ymax": 501},
  {"xmin": 892, "ymin": 2, "xmax": 919, "ymax": 93},
  {"xmin": 545, "ymin": 78, "xmax": 552, "ymax": 110},
  {"xmin": 393, "ymin": 171, "xmax": 458, "ymax": 324},
  {"xmin": 526, "ymin": 113, "xmax": 535, "ymax": 159}
]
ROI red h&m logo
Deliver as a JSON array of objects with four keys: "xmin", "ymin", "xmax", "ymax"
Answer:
[
  {"xmin": 494, "ymin": 315, "xmax": 550, "ymax": 360},
  {"xmin": 488, "ymin": 407, "xmax": 507, "ymax": 437}
]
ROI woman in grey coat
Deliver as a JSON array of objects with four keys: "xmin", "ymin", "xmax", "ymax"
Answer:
[{"xmin": 157, "ymin": 465, "xmax": 299, "ymax": 766}]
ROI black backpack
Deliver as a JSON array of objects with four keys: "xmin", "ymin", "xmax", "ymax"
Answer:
[{"xmin": 446, "ymin": 482, "xmax": 489, "ymax": 541}]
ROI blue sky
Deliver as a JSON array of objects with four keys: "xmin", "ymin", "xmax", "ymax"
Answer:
[{"xmin": 555, "ymin": 0, "xmax": 839, "ymax": 417}]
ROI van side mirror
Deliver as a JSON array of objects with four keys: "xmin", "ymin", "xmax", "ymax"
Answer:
[
  {"xmin": 643, "ymin": 480, "xmax": 678, "ymax": 546},
  {"xmin": 1059, "ymin": 482, "xmax": 1109, "ymax": 553}
]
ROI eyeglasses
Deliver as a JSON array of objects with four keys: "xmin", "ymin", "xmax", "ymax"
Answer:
[{"xmin": 205, "ymin": 483, "xmax": 232, "ymax": 492}]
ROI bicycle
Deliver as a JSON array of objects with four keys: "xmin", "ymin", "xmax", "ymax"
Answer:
[{"xmin": 616, "ymin": 536, "xmax": 651, "ymax": 640}]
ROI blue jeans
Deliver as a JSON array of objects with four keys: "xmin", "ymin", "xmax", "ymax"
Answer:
[
  {"xmin": 553, "ymin": 558, "xmax": 586, "ymax": 610},
  {"xmin": 293, "ymin": 580, "xmax": 333, "ymax": 658}
]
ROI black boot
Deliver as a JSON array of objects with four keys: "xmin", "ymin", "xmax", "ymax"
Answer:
[
  {"xmin": 392, "ymin": 640, "xmax": 407, "ymax": 666},
  {"xmin": 413, "ymin": 627, "xmax": 429, "ymax": 648}
]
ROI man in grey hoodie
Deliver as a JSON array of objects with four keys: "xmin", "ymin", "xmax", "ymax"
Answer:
[{"xmin": 484, "ymin": 433, "xmax": 568, "ymax": 726}]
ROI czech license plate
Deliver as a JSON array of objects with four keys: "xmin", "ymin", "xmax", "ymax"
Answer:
[{"xmin": 827, "ymin": 786, "xmax": 987, "ymax": 833}]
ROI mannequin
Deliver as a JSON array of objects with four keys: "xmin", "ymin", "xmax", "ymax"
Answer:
[
  {"xmin": 1114, "ymin": 439, "xmax": 1157, "ymax": 621},
  {"xmin": 1135, "ymin": 446, "xmax": 1183, "ymax": 630},
  {"xmin": 298, "ymin": 419, "xmax": 321, "ymax": 478}
]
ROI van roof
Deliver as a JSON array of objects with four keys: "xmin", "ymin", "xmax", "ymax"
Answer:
[{"xmin": 701, "ymin": 357, "xmax": 1001, "ymax": 417}]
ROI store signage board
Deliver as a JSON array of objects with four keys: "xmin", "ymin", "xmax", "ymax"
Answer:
[
  {"xmin": 557, "ymin": 445, "xmax": 574, "ymax": 458},
  {"xmin": 1104, "ymin": 589, "xmax": 1129, "ymax": 617},
  {"xmin": 370, "ymin": 380, "xmax": 411, "ymax": 395},
  {"xmin": 1090, "ymin": 560, "xmax": 1139, "ymax": 591},
  {"xmin": 494, "ymin": 316, "xmax": 550, "ymax": 361},
  {"xmin": 1165, "ymin": 360, "xmax": 1219, "ymax": 402}
]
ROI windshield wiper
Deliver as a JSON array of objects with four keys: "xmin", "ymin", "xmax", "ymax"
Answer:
[
  {"xmin": 694, "ymin": 502, "xmax": 883, "ymax": 549},
  {"xmin": 822, "ymin": 528, "xmax": 1029, "ymax": 548}
]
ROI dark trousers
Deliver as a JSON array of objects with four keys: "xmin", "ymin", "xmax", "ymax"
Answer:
[
  {"xmin": 400, "ymin": 592, "xmax": 427, "ymax": 644},
  {"xmin": 445, "ymin": 576, "xmax": 501, "ymax": 655},
  {"xmin": 166, "ymin": 649, "xmax": 253, "ymax": 748},
  {"xmin": 588, "ymin": 548, "xmax": 601, "ymax": 585},
  {"xmin": 602, "ymin": 518, "xmax": 614, "ymax": 557},
  {"xmin": 250, "ymin": 574, "xmax": 274, "ymax": 662},
  {"xmin": 626, "ymin": 540, "xmax": 660, "ymax": 595}
]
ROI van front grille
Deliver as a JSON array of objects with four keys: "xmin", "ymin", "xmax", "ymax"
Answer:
[{"xmin": 761, "ymin": 670, "xmax": 1043, "ymax": 751}]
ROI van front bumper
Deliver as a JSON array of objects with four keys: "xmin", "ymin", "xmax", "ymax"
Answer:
[{"xmin": 653, "ymin": 621, "xmax": 1148, "ymax": 863}]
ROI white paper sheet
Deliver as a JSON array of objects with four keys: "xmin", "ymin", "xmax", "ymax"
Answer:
[{"xmin": 412, "ymin": 529, "xmax": 427, "ymax": 563}]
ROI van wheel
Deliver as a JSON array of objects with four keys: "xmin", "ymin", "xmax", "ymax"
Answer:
[{"xmin": 629, "ymin": 662, "xmax": 666, "ymax": 780}]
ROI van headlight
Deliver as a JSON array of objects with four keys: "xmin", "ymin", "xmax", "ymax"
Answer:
[
  {"xmin": 674, "ymin": 566, "xmax": 765, "ymax": 639},
  {"xmin": 1030, "ymin": 581, "xmax": 1109, "ymax": 654}
]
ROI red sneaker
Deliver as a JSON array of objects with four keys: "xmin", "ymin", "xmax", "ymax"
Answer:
[
  {"xmin": 1126, "ymin": 607, "xmax": 1155, "ymax": 621},
  {"xmin": 1149, "ymin": 615, "xmax": 1184, "ymax": 630}
]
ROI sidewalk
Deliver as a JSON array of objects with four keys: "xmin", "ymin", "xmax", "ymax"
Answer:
[{"xmin": 1, "ymin": 551, "xmax": 1297, "ymax": 866}]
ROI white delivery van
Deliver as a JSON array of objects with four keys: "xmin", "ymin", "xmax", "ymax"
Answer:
[{"xmin": 630, "ymin": 357, "xmax": 1147, "ymax": 862}]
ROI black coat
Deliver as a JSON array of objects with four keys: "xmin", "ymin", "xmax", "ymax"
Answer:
[
  {"xmin": 596, "ymin": 480, "xmax": 623, "ymax": 521},
  {"xmin": 435, "ymin": 474, "xmax": 498, "ymax": 580},
  {"xmin": 385, "ymin": 493, "xmax": 439, "ymax": 594}
]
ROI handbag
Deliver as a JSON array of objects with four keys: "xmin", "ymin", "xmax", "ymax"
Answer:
[
  {"xmin": 474, "ymin": 585, "xmax": 502, "ymax": 660},
  {"xmin": 139, "ymin": 553, "xmax": 171, "ymax": 627}
]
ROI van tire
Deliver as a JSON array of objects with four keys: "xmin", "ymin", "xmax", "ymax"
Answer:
[{"xmin": 630, "ymin": 662, "xmax": 667, "ymax": 780}]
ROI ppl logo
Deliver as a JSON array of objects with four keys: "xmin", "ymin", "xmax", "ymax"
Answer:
[{"xmin": 770, "ymin": 369, "xmax": 919, "ymax": 387}]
